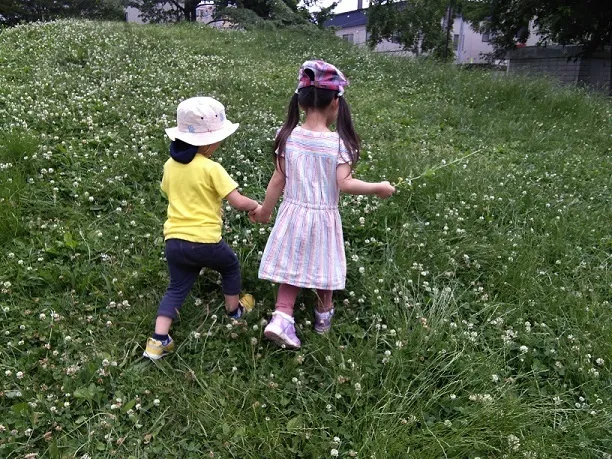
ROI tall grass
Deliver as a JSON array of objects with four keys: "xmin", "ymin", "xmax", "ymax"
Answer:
[{"xmin": 0, "ymin": 20, "xmax": 610, "ymax": 458}]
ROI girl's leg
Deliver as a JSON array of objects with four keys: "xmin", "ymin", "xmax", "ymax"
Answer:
[
  {"xmin": 314, "ymin": 289, "xmax": 334, "ymax": 334},
  {"xmin": 276, "ymin": 283, "xmax": 301, "ymax": 316},
  {"xmin": 315, "ymin": 290, "xmax": 333, "ymax": 312},
  {"xmin": 264, "ymin": 283, "xmax": 301, "ymax": 349}
]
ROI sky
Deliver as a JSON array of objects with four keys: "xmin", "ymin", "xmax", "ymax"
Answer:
[{"xmin": 310, "ymin": 0, "xmax": 371, "ymax": 13}]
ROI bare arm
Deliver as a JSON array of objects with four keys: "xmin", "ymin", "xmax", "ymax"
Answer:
[
  {"xmin": 336, "ymin": 163, "xmax": 395, "ymax": 198},
  {"xmin": 225, "ymin": 189, "xmax": 259, "ymax": 212},
  {"xmin": 261, "ymin": 158, "xmax": 287, "ymax": 213}
]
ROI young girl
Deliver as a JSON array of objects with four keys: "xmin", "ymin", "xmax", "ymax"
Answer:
[
  {"xmin": 250, "ymin": 60, "xmax": 395, "ymax": 349},
  {"xmin": 144, "ymin": 97, "xmax": 259, "ymax": 360}
]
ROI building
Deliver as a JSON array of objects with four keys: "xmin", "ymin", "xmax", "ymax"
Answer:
[
  {"xmin": 324, "ymin": 3, "xmax": 538, "ymax": 64},
  {"xmin": 195, "ymin": 1, "xmax": 235, "ymax": 28},
  {"xmin": 324, "ymin": 7, "xmax": 405, "ymax": 55},
  {"xmin": 125, "ymin": 1, "xmax": 232, "ymax": 27}
]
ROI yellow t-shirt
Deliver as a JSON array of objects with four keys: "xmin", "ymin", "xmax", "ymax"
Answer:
[{"xmin": 161, "ymin": 155, "xmax": 238, "ymax": 243}]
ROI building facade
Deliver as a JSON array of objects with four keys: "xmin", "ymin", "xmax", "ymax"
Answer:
[
  {"xmin": 125, "ymin": 1, "xmax": 231, "ymax": 27},
  {"xmin": 325, "ymin": 7, "xmax": 538, "ymax": 64}
]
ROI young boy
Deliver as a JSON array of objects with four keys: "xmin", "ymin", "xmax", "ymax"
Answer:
[{"xmin": 144, "ymin": 97, "xmax": 259, "ymax": 360}]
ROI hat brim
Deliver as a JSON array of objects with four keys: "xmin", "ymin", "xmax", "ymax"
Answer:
[{"xmin": 165, "ymin": 120, "xmax": 239, "ymax": 146}]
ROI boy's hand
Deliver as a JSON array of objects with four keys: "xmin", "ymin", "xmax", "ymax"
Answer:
[
  {"xmin": 375, "ymin": 181, "xmax": 396, "ymax": 199},
  {"xmin": 249, "ymin": 205, "xmax": 271, "ymax": 224}
]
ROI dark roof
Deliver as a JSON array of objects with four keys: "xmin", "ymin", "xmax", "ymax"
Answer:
[{"xmin": 324, "ymin": 9, "xmax": 367, "ymax": 29}]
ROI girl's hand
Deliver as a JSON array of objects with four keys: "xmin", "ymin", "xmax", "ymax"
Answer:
[
  {"xmin": 375, "ymin": 181, "xmax": 396, "ymax": 199},
  {"xmin": 249, "ymin": 205, "xmax": 271, "ymax": 224}
]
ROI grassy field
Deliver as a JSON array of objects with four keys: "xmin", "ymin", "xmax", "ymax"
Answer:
[{"xmin": 0, "ymin": 19, "xmax": 610, "ymax": 458}]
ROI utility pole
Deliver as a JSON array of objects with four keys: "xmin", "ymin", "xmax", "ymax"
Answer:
[{"xmin": 444, "ymin": 1, "xmax": 452, "ymax": 62}]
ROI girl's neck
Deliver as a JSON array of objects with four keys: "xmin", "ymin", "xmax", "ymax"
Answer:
[{"xmin": 301, "ymin": 110, "xmax": 332, "ymax": 132}]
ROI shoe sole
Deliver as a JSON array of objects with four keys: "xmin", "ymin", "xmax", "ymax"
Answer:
[
  {"xmin": 314, "ymin": 327, "xmax": 331, "ymax": 335},
  {"xmin": 142, "ymin": 351, "xmax": 167, "ymax": 360},
  {"xmin": 264, "ymin": 329, "xmax": 301, "ymax": 349}
]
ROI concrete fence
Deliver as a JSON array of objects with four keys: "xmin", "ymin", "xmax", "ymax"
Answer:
[{"xmin": 506, "ymin": 46, "xmax": 611, "ymax": 94}]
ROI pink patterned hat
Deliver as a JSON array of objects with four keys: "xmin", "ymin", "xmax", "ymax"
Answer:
[{"xmin": 295, "ymin": 60, "xmax": 349, "ymax": 96}]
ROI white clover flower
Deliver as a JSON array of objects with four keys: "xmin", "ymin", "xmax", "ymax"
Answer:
[
  {"xmin": 519, "ymin": 345, "xmax": 528, "ymax": 354},
  {"xmin": 16, "ymin": 371, "xmax": 24, "ymax": 379},
  {"xmin": 595, "ymin": 358, "xmax": 604, "ymax": 366},
  {"xmin": 354, "ymin": 383, "xmax": 362, "ymax": 392},
  {"xmin": 330, "ymin": 449, "xmax": 339, "ymax": 457},
  {"xmin": 507, "ymin": 434, "xmax": 520, "ymax": 451},
  {"xmin": 153, "ymin": 399, "xmax": 160, "ymax": 406}
]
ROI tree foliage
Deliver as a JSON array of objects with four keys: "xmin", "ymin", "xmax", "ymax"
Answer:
[
  {"xmin": 366, "ymin": 0, "xmax": 454, "ymax": 58},
  {"xmin": 367, "ymin": 0, "xmax": 611, "ymax": 59},
  {"xmin": 128, "ymin": 0, "xmax": 315, "ymax": 27},
  {"xmin": 127, "ymin": 0, "xmax": 199, "ymax": 22},
  {"xmin": 0, "ymin": 0, "xmax": 127, "ymax": 25},
  {"xmin": 462, "ymin": 0, "xmax": 612, "ymax": 56}
]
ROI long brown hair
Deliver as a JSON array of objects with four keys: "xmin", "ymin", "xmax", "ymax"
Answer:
[{"xmin": 273, "ymin": 83, "xmax": 361, "ymax": 170}]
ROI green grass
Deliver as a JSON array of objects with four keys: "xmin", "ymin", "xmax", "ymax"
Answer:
[{"xmin": 0, "ymin": 19, "xmax": 611, "ymax": 458}]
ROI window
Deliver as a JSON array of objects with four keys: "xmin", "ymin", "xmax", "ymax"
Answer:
[
  {"xmin": 453, "ymin": 33, "xmax": 460, "ymax": 50},
  {"xmin": 482, "ymin": 32, "xmax": 490, "ymax": 42},
  {"xmin": 342, "ymin": 34, "xmax": 354, "ymax": 44}
]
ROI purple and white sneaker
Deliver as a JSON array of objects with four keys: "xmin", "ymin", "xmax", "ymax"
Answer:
[
  {"xmin": 264, "ymin": 312, "xmax": 301, "ymax": 349},
  {"xmin": 314, "ymin": 308, "xmax": 334, "ymax": 334}
]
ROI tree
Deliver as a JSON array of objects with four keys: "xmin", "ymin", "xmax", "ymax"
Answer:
[
  {"xmin": 0, "ymin": 0, "xmax": 127, "ymax": 25},
  {"xmin": 366, "ymin": 0, "xmax": 456, "ymax": 58},
  {"xmin": 128, "ymin": 0, "xmax": 199, "ymax": 22},
  {"xmin": 129, "ymin": 0, "xmax": 308, "ymax": 24},
  {"xmin": 462, "ymin": 0, "xmax": 612, "ymax": 56}
]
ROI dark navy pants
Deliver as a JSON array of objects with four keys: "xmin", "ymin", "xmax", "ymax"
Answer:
[{"xmin": 157, "ymin": 238, "xmax": 241, "ymax": 319}]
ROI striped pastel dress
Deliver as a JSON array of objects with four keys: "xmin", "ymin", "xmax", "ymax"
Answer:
[{"xmin": 258, "ymin": 126, "xmax": 352, "ymax": 290}]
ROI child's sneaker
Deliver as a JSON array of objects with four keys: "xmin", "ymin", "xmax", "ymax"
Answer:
[
  {"xmin": 240, "ymin": 294, "xmax": 255, "ymax": 312},
  {"xmin": 227, "ymin": 293, "xmax": 256, "ymax": 319},
  {"xmin": 314, "ymin": 308, "xmax": 334, "ymax": 334},
  {"xmin": 143, "ymin": 336, "xmax": 175, "ymax": 360},
  {"xmin": 264, "ymin": 311, "xmax": 301, "ymax": 349}
]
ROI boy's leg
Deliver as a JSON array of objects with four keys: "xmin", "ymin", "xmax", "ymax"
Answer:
[
  {"xmin": 201, "ymin": 241, "xmax": 243, "ymax": 315},
  {"xmin": 156, "ymin": 239, "xmax": 201, "ymax": 326},
  {"xmin": 145, "ymin": 241, "xmax": 200, "ymax": 359}
]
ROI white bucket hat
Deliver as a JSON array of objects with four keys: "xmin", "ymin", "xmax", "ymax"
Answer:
[{"xmin": 165, "ymin": 97, "xmax": 239, "ymax": 146}]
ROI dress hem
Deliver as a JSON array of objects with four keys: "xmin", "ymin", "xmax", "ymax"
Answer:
[{"xmin": 258, "ymin": 273, "xmax": 345, "ymax": 291}]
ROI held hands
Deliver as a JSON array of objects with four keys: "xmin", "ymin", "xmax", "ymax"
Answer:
[
  {"xmin": 249, "ymin": 204, "xmax": 271, "ymax": 224},
  {"xmin": 375, "ymin": 181, "xmax": 396, "ymax": 199}
]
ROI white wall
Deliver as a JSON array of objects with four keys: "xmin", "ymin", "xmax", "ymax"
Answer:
[
  {"xmin": 334, "ymin": 25, "xmax": 405, "ymax": 54},
  {"xmin": 334, "ymin": 15, "xmax": 540, "ymax": 63},
  {"xmin": 125, "ymin": 6, "xmax": 144, "ymax": 24}
]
